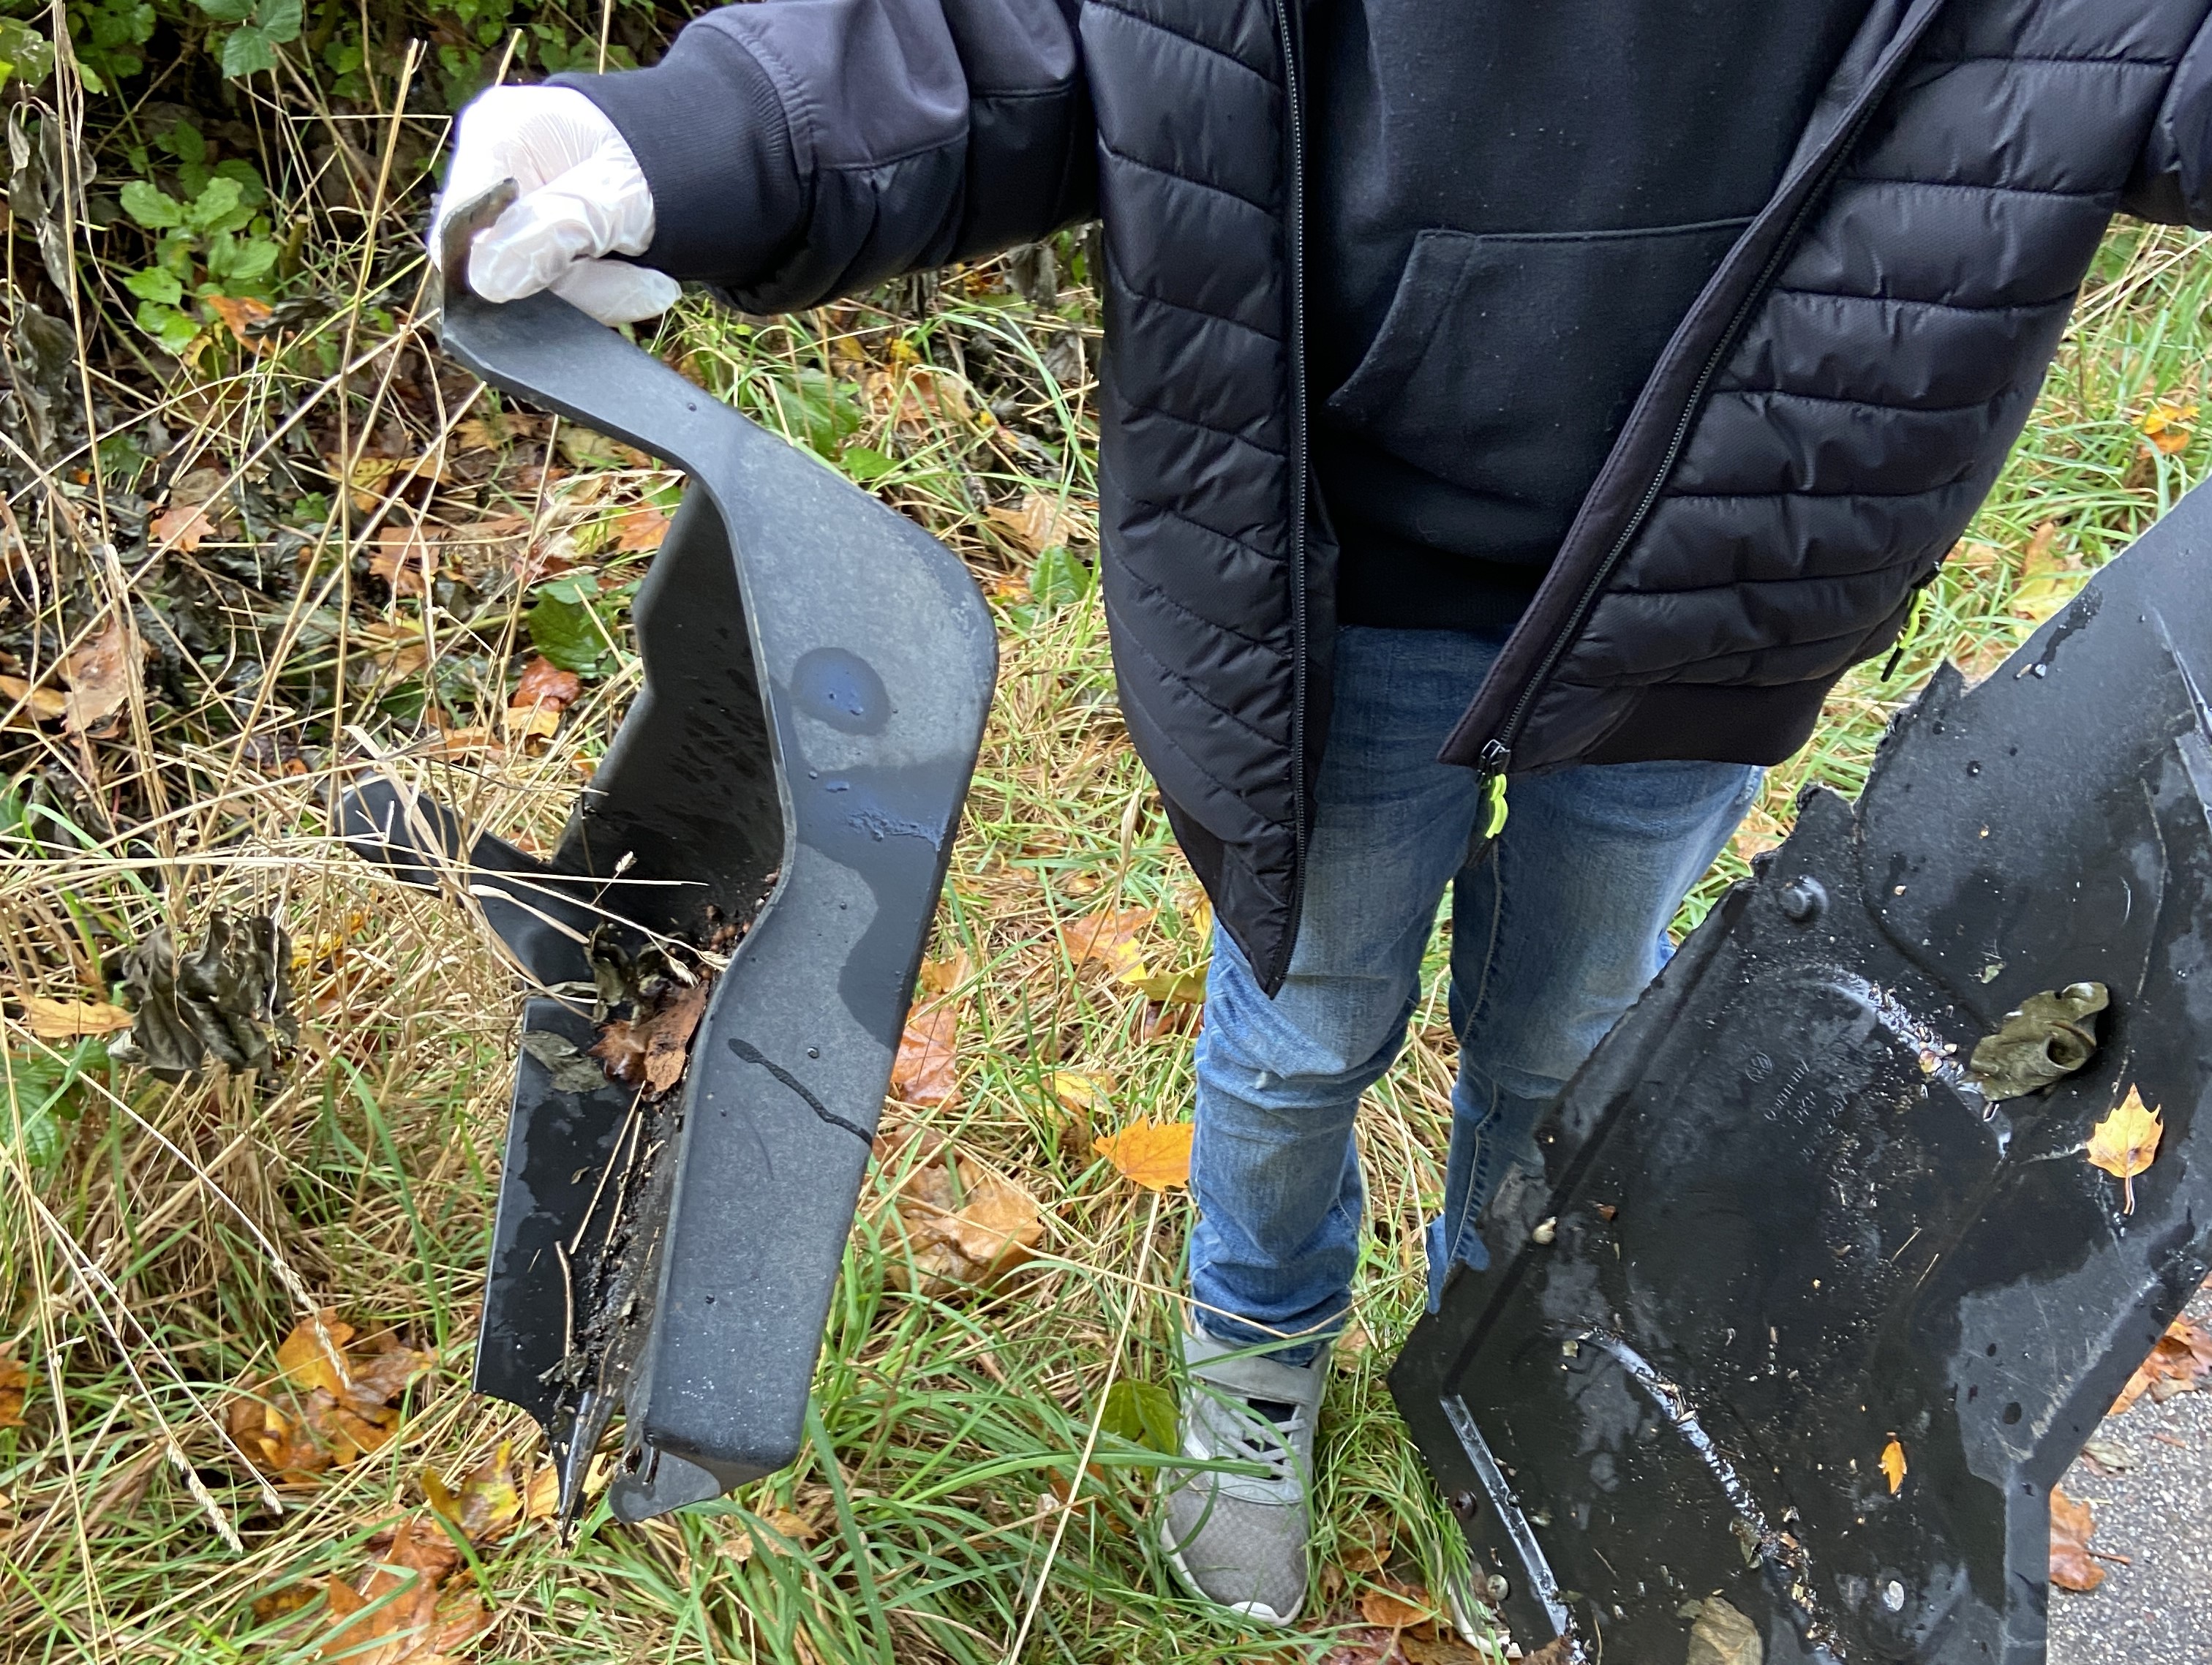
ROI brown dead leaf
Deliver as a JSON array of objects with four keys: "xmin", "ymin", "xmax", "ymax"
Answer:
[
  {"xmin": 2110, "ymin": 1310, "xmax": 2212, "ymax": 1415},
  {"xmin": 336, "ymin": 454, "xmax": 446, "ymax": 514},
  {"xmin": 725, "ymin": 1505, "xmax": 819, "ymax": 1562},
  {"xmin": 1093, "ymin": 1118, "xmax": 1194, "ymax": 1191},
  {"xmin": 320, "ymin": 1515, "xmax": 489, "ymax": 1665},
  {"xmin": 986, "ymin": 492, "xmax": 1075, "ymax": 556},
  {"xmin": 612, "ymin": 506, "xmax": 671, "ymax": 552},
  {"xmin": 61, "ymin": 614, "xmax": 140, "ymax": 734},
  {"xmin": 916, "ymin": 952, "xmax": 974, "ymax": 1001},
  {"xmin": 1062, "ymin": 906, "xmax": 1156, "ymax": 982},
  {"xmin": 227, "ymin": 1313, "xmax": 433, "ymax": 1483},
  {"xmin": 887, "ymin": 1141, "xmax": 1042, "ymax": 1296},
  {"xmin": 206, "ymin": 293, "xmax": 274, "ymax": 349},
  {"xmin": 591, "ymin": 975, "xmax": 712, "ymax": 1099},
  {"xmin": 1401, "ymin": 1636, "xmax": 1486, "ymax": 1665},
  {"xmin": 151, "ymin": 500, "xmax": 216, "ymax": 552},
  {"xmin": 891, "ymin": 1004, "xmax": 960, "ymax": 1105},
  {"xmin": 1358, "ymin": 1582, "xmax": 1432, "ymax": 1629},
  {"xmin": 0, "ymin": 1355, "xmax": 26, "ymax": 1428},
  {"xmin": 505, "ymin": 656, "xmax": 582, "ymax": 738},
  {"xmin": 421, "ymin": 1438, "xmax": 527, "ymax": 1542},
  {"xmin": 0, "ymin": 673, "xmax": 67, "ymax": 725},
  {"xmin": 2049, "ymin": 1484, "xmax": 2104, "ymax": 1592},
  {"xmin": 370, "ymin": 526, "xmax": 440, "ymax": 597},
  {"xmin": 2086, "ymin": 1087, "xmax": 2163, "ymax": 1214},
  {"xmin": 22, "ymin": 995, "xmax": 135, "ymax": 1038},
  {"xmin": 1685, "ymin": 1596, "xmax": 1763, "ymax": 1665}
]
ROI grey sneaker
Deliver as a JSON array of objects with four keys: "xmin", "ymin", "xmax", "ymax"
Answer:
[{"xmin": 1159, "ymin": 1326, "xmax": 1329, "ymax": 1626}]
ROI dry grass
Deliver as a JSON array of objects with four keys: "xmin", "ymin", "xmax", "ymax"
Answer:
[{"xmin": 3, "ymin": 69, "xmax": 2211, "ymax": 1664}]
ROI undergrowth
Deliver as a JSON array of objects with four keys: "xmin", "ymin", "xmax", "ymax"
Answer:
[{"xmin": 1, "ymin": 31, "xmax": 2210, "ymax": 1665}]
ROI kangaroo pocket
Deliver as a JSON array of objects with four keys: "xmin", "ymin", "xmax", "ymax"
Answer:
[{"xmin": 1322, "ymin": 219, "xmax": 1753, "ymax": 525}]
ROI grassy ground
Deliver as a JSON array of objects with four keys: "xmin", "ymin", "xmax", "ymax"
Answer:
[{"xmin": 3, "ymin": 86, "xmax": 2211, "ymax": 1663}]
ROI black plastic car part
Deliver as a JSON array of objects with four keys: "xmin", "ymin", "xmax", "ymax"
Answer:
[
  {"xmin": 1391, "ymin": 484, "xmax": 2212, "ymax": 1664},
  {"xmin": 342, "ymin": 203, "xmax": 995, "ymax": 1522}
]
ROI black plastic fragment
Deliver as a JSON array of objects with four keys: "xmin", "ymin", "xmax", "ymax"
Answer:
[
  {"xmin": 1391, "ymin": 483, "xmax": 2212, "ymax": 1664},
  {"xmin": 341, "ymin": 240, "xmax": 994, "ymax": 1521}
]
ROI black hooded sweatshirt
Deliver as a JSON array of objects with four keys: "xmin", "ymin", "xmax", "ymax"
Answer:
[{"xmin": 1314, "ymin": 0, "xmax": 1879, "ymax": 632}]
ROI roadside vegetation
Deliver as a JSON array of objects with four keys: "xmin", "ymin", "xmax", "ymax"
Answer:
[{"xmin": 1, "ymin": 11, "xmax": 2208, "ymax": 1661}]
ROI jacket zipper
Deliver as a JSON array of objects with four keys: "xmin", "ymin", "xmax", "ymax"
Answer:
[
  {"xmin": 1274, "ymin": 0, "xmax": 1312, "ymax": 947},
  {"xmin": 1474, "ymin": 4, "xmax": 1946, "ymax": 805}
]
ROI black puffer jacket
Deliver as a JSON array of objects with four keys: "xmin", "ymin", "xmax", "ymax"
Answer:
[{"xmin": 563, "ymin": 0, "xmax": 2212, "ymax": 992}]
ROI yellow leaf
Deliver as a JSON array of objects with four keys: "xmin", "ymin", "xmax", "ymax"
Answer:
[
  {"xmin": 0, "ymin": 674, "xmax": 68, "ymax": 725},
  {"xmin": 23, "ymin": 996, "xmax": 135, "ymax": 1038},
  {"xmin": 2086, "ymin": 1087, "xmax": 2164, "ymax": 1214},
  {"xmin": 1047, "ymin": 1070, "xmax": 1113, "ymax": 1116},
  {"xmin": 1093, "ymin": 1118, "xmax": 1194, "ymax": 1191},
  {"xmin": 1061, "ymin": 906, "xmax": 1155, "ymax": 983},
  {"xmin": 1880, "ymin": 1437, "xmax": 1907, "ymax": 1494},
  {"xmin": 421, "ymin": 1439, "xmax": 524, "ymax": 1541},
  {"xmin": 2138, "ymin": 399, "xmax": 2198, "ymax": 456},
  {"xmin": 1128, "ymin": 969, "xmax": 1207, "ymax": 1005},
  {"xmin": 0, "ymin": 1355, "xmax": 27, "ymax": 1429},
  {"xmin": 276, "ymin": 1313, "xmax": 356, "ymax": 1397}
]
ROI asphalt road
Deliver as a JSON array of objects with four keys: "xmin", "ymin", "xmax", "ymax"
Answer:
[{"xmin": 2048, "ymin": 1280, "xmax": 2212, "ymax": 1664}]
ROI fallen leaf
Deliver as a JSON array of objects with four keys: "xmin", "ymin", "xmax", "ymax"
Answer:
[
  {"xmin": 725, "ymin": 1505, "xmax": 818, "ymax": 1562},
  {"xmin": 2139, "ymin": 398, "xmax": 2197, "ymax": 456},
  {"xmin": 1047, "ymin": 1070, "xmax": 1114, "ymax": 1117},
  {"xmin": 2110, "ymin": 1311, "xmax": 2212, "ymax": 1415},
  {"xmin": 1402, "ymin": 1636, "xmax": 1488, "ymax": 1665},
  {"xmin": 887, "ymin": 1142, "xmax": 1042, "ymax": 1296},
  {"xmin": 1062, "ymin": 906, "xmax": 1155, "ymax": 982},
  {"xmin": 61, "ymin": 614, "xmax": 140, "ymax": 734},
  {"xmin": 421, "ymin": 1438, "xmax": 526, "ymax": 1541},
  {"xmin": 369, "ymin": 526, "xmax": 440, "ymax": 597},
  {"xmin": 0, "ymin": 673, "xmax": 67, "ymax": 724},
  {"xmin": 2009, "ymin": 519, "xmax": 2082, "ymax": 625},
  {"xmin": 227, "ymin": 1313, "xmax": 432, "ymax": 1483},
  {"xmin": 206, "ymin": 293, "xmax": 274, "ymax": 349},
  {"xmin": 1685, "ymin": 1596, "xmax": 1763, "ymax": 1665},
  {"xmin": 1093, "ymin": 1118, "xmax": 1194, "ymax": 1190},
  {"xmin": 23, "ymin": 995, "xmax": 135, "ymax": 1037},
  {"xmin": 0, "ymin": 1356, "xmax": 26, "ymax": 1428},
  {"xmin": 320, "ymin": 1515, "xmax": 489, "ymax": 1664},
  {"xmin": 916, "ymin": 951, "xmax": 973, "ymax": 1000},
  {"xmin": 151, "ymin": 500, "xmax": 216, "ymax": 551},
  {"xmin": 891, "ymin": 1005, "xmax": 959, "ymax": 1105},
  {"xmin": 591, "ymin": 975, "xmax": 712, "ymax": 1098},
  {"xmin": 612, "ymin": 506, "xmax": 670, "ymax": 552},
  {"xmin": 1129, "ymin": 969, "xmax": 1207, "ymax": 1005},
  {"xmin": 987, "ymin": 492, "xmax": 1074, "ymax": 556},
  {"xmin": 2079, "ymin": 1436, "xmax": 2134, "ymax": 1475},
  {"xmin": 2048, "ymin": 1484, "xmax": 2104, "ymax": 1592},
  {"xmin": 1881, "ymin": 1437, "xmax": 1907, "ymax": 1495},
  {"xmin": 2086, "ymin": 1087, "xmax": 2163, "ymax": 1214},
  {"xmin": 1523, "ymin": 1642, "xmax": 1573, "ymax": 1665},
  {"xmin": 336, "ymin": 454, "xmax": 445, "ymax": 514},
  {"xmin": 1358, "ymin": 1582, "xmax": 1432, "ymax": 1629}
]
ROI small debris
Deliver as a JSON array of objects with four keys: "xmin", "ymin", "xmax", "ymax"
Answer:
[
  {"xmin": 109, "ymin": 911, "xmax": 297, "ymax": 1082},
  {"xmin": 1968, "ymin": 982, "xmax": 2106, "ymax": 1100}
]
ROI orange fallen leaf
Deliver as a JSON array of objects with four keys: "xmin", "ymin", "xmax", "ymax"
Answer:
[
  {"xmin": 891, "ymin": 1005, "xmax": 959, "ymax": 1105},
  {"xmin": 22, "ymin": 995, "xmax": 135, "ymax": 1038},
  {"xmin": 886, "ymin": 1136, "xmax": 1042, "ymax": 1296},
  {"xmin": 1062, "ymin": 906, "xmax": 1155, "ymax": 982},
  {"xmin": 2048, "ymin": 1484, "xmax": 2104, "ymax": 1592},
  {"xmin": 320, "ymin": 1515, "xmax": 489, "ymax": 1664},
  {"xmin": 1094, "ymin": 1118, "xmax": 1194, "ymax": 1190},
  {"xmin": 1880, "ymin": 1437, "xmax": 1907, "ymax": 1494},
  {"xmin": 61, "ymin": 614, "xmax": 140, "ymax": 735},
  {"xmin": 612, "ymin": 506, "xmax": 670, "ymax": 552},
  {"xmin": 505, "ymin": 655, "xmax": 582, "ymax": 738},
  {"xmin": 2139, "ymin": 399, "xmax": 2197, "ymax": 456},
  {"xmin": 2086, "ymin": 1087, "xmax": 2163, "ymax": 1214},
  {"xmin": 1357, "ymin": 1582, "xmax": 1432, "ymax": 1629},
  {"xmin": 0, "ymin": 673, "xmax": 67, "ymax": 725},
  {"xmin": 0, "ymin": 1355, "xmax": 26, "ymax": 1428},
  {"xmin": 206, "ymin": 293, "xmax": 274, "ymax": 350},
  {"xmin": 227, "ymin": 1313, "xmax": 432, "ymax": 1483},
  {"xmin": 151, "ymin": 500, "xmax": 216, "ymax": 552},
  {"xmin": 370, "ymin": 526, "xmax": 440, "ymax": 597},
  {"xmin": 2110, "ymin": 1310, "xmax": 2212, "ymax": 1415},
  {"xmin": 421, "ymin": 1438, "xmax": 528, "ymax": 1542},
  {"xmin": 916, "ymin": 952, "xmax": 973, "ymax": 1001}
]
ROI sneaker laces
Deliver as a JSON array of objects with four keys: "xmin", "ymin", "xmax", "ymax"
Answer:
[{"xmin": 1214, "ymin": 1393, "xmax": 1308, "ymax": 1482}]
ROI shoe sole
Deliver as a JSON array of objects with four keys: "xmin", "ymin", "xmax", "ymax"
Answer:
[{"xmin": 1162, "ymin": 1539, "xmax": 1301, "ymax": 1628}]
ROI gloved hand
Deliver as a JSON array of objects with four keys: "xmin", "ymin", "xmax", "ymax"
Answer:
[{"xmin": 432, "ymin": 84, "xmax": 682, "ymax": 326}]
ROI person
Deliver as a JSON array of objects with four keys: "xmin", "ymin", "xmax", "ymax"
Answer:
[{"xmin": 432, "ymin": 0, "xmax": 2212, "ymax": 1626}]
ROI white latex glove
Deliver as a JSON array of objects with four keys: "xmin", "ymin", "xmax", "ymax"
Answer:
[{"xmin": 432, "ymin": 85, "xmax": 681, "ymax": 326}]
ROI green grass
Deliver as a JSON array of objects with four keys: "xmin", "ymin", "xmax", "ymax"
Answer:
[{"xmin": 3, "ymin": 121, "xmax": 2210, "ymax": 1664}]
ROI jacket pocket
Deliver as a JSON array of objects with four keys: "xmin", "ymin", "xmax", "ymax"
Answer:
[{"xmin": 1322, "ymin": 219, "xmax": 1753, "ymax": 512}]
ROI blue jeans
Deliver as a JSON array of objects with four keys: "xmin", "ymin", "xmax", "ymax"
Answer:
[{"xmin": 1186, "ymin": 625, "xmax": 1761, "ymax": 1364}]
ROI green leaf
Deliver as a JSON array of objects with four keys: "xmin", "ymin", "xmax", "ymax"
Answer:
[
  {"xmin": 133, "ymin": 300, "xmax": 202, "ymax": 356},
  {"xmin": 157, "ymin": 119, "xmax": 207, "ymax": 165},
  {"xmin": 1029, "ymin": 544, "xmax": 1095, "ymax": 610},
  {"xmin": 534, "ymin": 571, "xmax": 601, "ymax": 606},
  {"xmin": 187, "ymin": 176, "xmax": 246, "ymax": 232},
  {"xmin": 195, "ymin": 0, "xmax": 255, "ymax": 20},
  {"xmin": 0, "ymin": 19, "xmax": 56, "ymax": 90},
  {"xmin": 123, "ymin": 267, "xmax": 184, "ymax": 305},
  {"xmin": 118, "ymin": 179, "xmax": 182, "ymax": 229},
  {"xmin": 214, "ymin": 157, "xmax": 268, "ymax": 206},
  {"xmin": 840, "ymin": 445, "xmax": 896, "ymax": 483},
  {"xmin": 222, "ymin": 238, "xmax": 278, "ymax": 283},
  {"xmin": 1100, "ymin": 1380, "xmax": 1179, "ymax": 1455},
  {"xmin": 255, "ymin": 0, "xmax": 303, "ymax": 43},
  {"xmin": 524, "ymin": 595, "xmax": 606, "ymax": 673},
  {"xmin": 219, "ymin": 21, "xmax": 279, "ymax": 77}
]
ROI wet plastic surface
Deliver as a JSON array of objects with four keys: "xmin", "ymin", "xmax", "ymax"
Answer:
[
  {"xmin": 1390, "ymin": 484, "xmax": 2212, "ymax": 1663},
  {"xmin": 342, "ymin": 260, "xmax": 994, "ymax": 1519}
]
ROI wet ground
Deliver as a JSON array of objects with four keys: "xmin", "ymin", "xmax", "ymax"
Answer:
[{"xmin": 2049, "ymin": 1280, "xmax": 2212, "ymax": 1664}]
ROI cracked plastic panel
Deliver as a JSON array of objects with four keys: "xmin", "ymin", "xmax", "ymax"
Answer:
[
  {"xmin": 1390, "ymin": 484, "xmax": 2212, "ymax": 1663},
  {"xmin": 342, "ymin": 244, "xmax": 995, "ymax": 1521}
]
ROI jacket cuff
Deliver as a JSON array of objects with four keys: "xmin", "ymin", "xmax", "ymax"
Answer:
[{"xmin": 552, "ymin": 23, "xmax": 802, "ymax": 285}]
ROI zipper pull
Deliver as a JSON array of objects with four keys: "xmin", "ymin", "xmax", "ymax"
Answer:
[
  {"xmin": 1881, "ymin": 584, "xmax": 1933, "ymax": 683},
  {"xmin": 1477, "ymin": 740, "xmax": 1511, "ymax": 841}
]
